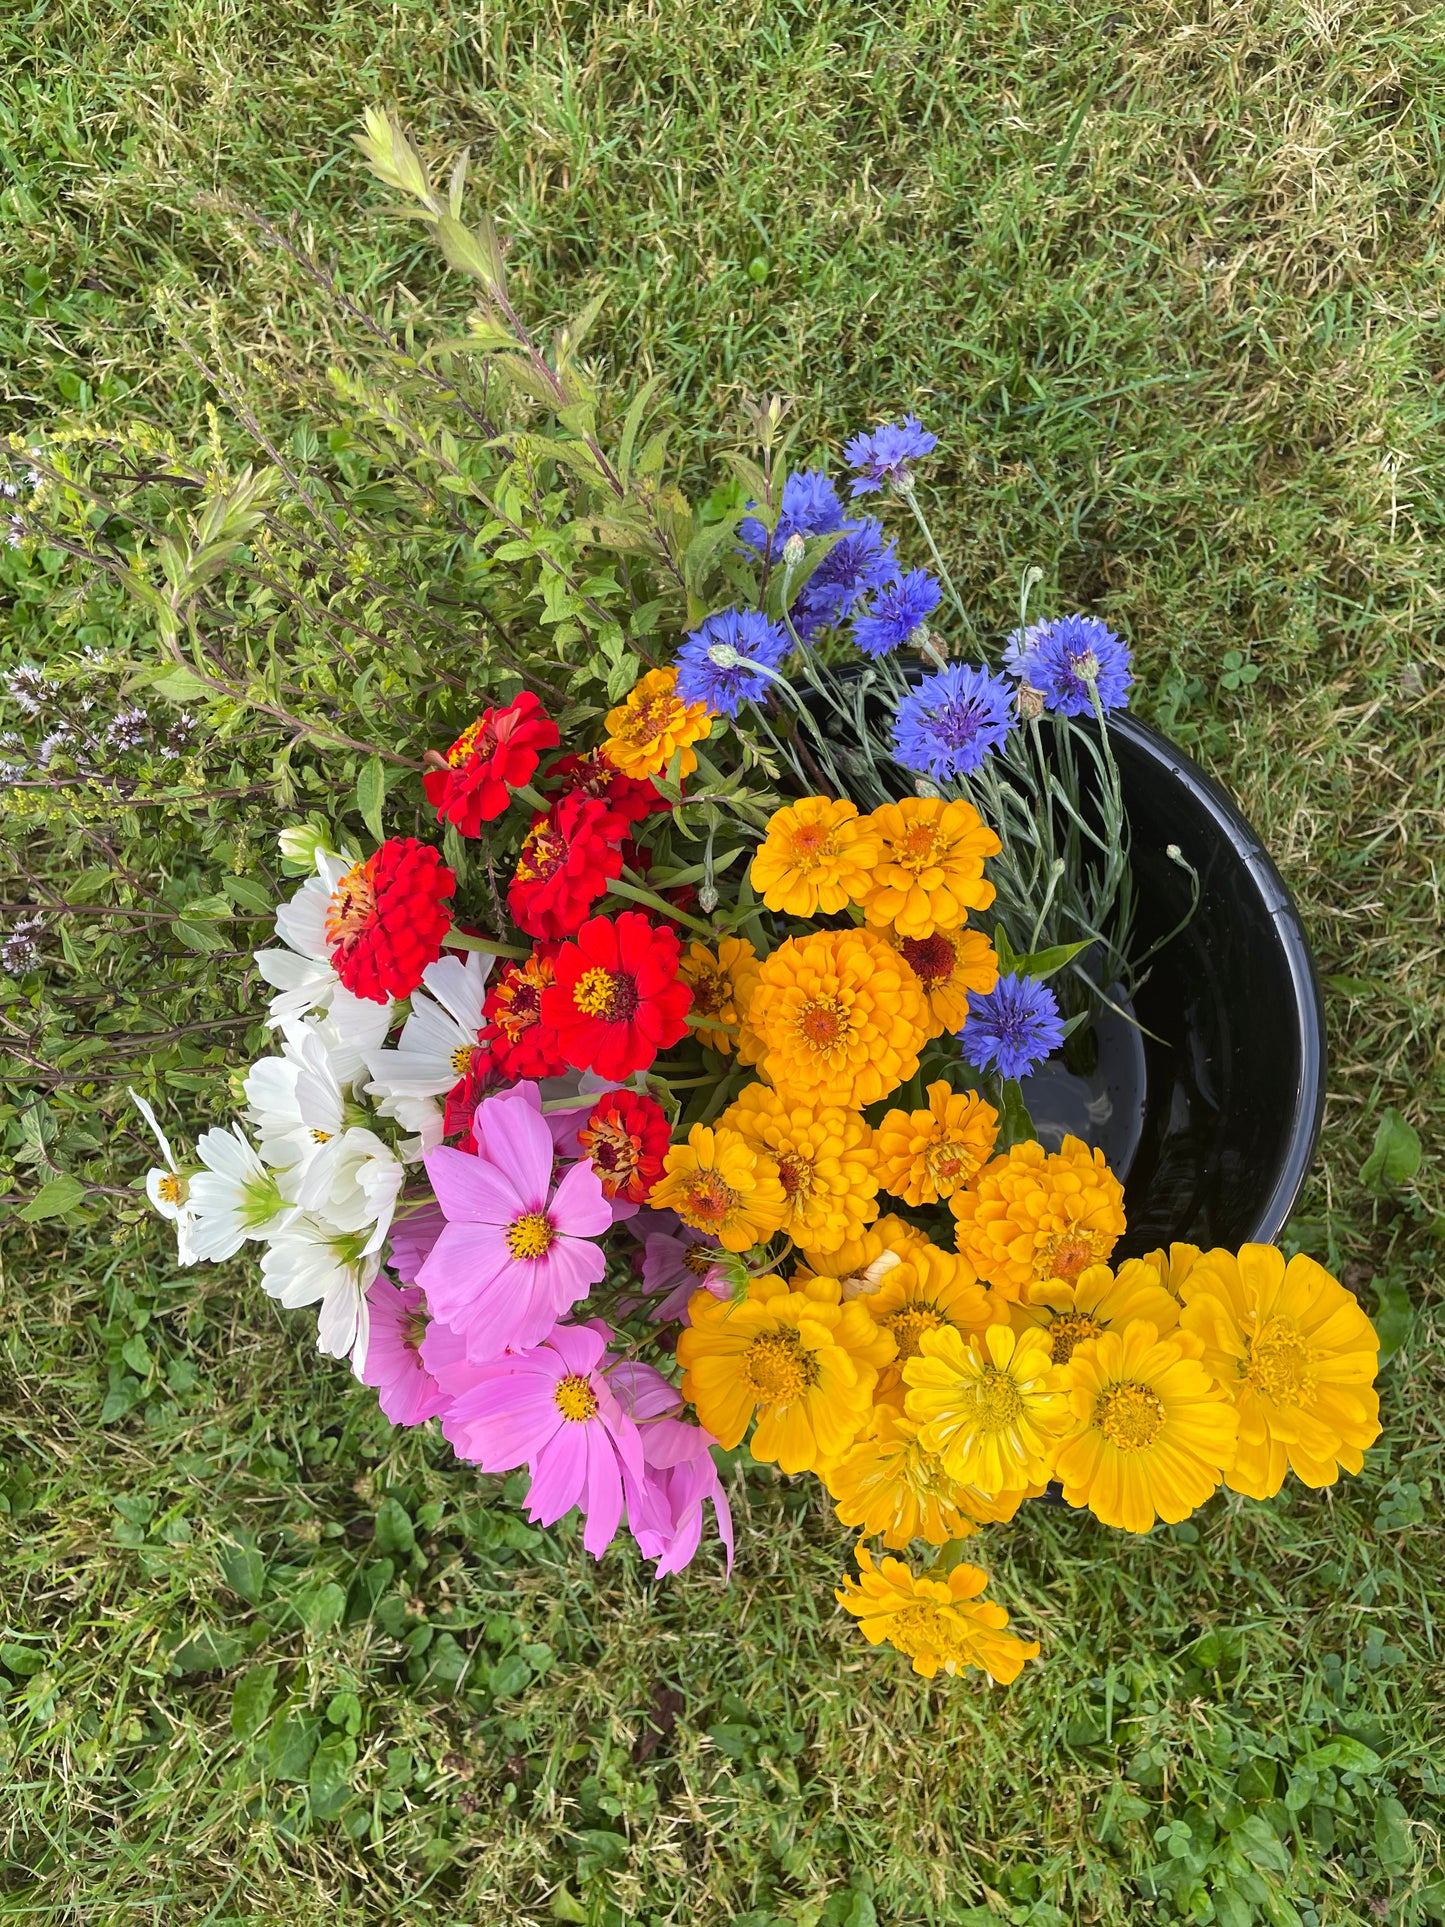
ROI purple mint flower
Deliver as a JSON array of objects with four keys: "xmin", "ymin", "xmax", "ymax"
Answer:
[
  {"xmin": 851, "ymin": 568, "xmax": 943, "ymax": 659},
  {"xmin": 958, "ymin": 974, "xmax": 1067, "ymax": 1081},
  {"xmin": 441, "ymin": 1321, "xmax": 646, "ymax": 1559},
  {"xmin": 843, "ymin": 415, "xmax": 939, "ymax": 496},
  {"xmin": 676, "ymin": 607, "xmax": 790, "ymax": 717},
  {"xmin": 418, "ymin": 1088, "xmax": 612, "ymax": 1359},
  {"xmin": 1003, "ymin": 613, "xmax": 1133, "ymax": 718},
  {"xmin": 358, "ymin": 1275, "xmax": 449, "ymax": 1426},
  {"xmin": 892, "ymin": 664, "xmax": 1016, "ymax": 780}
]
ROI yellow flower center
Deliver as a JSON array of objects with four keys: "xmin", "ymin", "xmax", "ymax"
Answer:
[
  {"xmin": 1035, "ymin": 1227, "xmax": 1112, "ymax": 1285},
  {"xmin": 620, "ymin": 694, "xmax": 675, "ymax": 746},
  {"xmin": 886, "ymin": 1602, "xmax": 976, "ymax": 1674},
  {"xmin": 324, "ymin": 856, "xmax": 377, "ymax": 948},
  {"xmin": 515, "ymin": 821, "xmax": 566, "ymax": 883},
  {"xmin": 1245, "ymin": 1317, "xmax": 1317, "ymax": 1407},
  {"xmin": 894, "ymin": 824, "xmax": 945, "ymax": 872},
  {"xmin": 403, "ymin": 1310, "xmax": 429, "ymax": 1354},
  {"xmin": 776, "ymin": 1151, "xmax": 814, "ymax": 1201},
  {"xmin": 689, "ymin": 968, "xmax": 727, "ymax": 1018},
  {"xmin": 886, "ymin": 1303, "xmax": 945, "ymax": 1361},
  {"xmin": 506, "ymin": 1212, "xmax": 555, "ymax": 1260},
  {"xmin": 925, "ymin": 1137, "xmax": 976, "ymax": 1188},
  {"xmin": 553, "ymin": 1373, "xmax": 598, "ymax": 1422},
  {"xmin": 450, "ymin": 1043, "xmax": 476, "ymax": 1076},
  {"xmin": 156, "ymin": 1173, "xmax": 186, "ymax": 1205},
  {"xmin": 1047, "ymin": 1310, "xmax": 1102, "ymax": 1366},
  {"xmin": 899, "ymin": 932, "xmax": 956, "ymax": 987},
  {"xmin": 310, "ymin": 1128, "xmax": 333, "ymax": 1144},
  {"xmin": 788, "ymin": 823, "xmax": 838, "ymax": 869},
  {"xmin": 572, "ymin": 966, "xmax": 639, "ymax": 1023},
  {"xmin": 1096, "ymin": 1381, "xmax": 1166, "ymax": 1451},
  {"xmin": 683, "ymin": 1240, "xmax": 718, "ymax": 1276},
  {"xmin": 976, "ymin": 1363, "xmax": 1024, "ymax": 1431},
  {"xmin": 796, "ymin": 997, "xmax": 849, "ymax": 1051},
  {"xmin": 678, "ymin": 1170, "xmax": 740, "ymax": 1229},
  {"xmin": 741, "ymin": 1328, "xmax": 818, "ymax": 1406},
  {"xmin": 447, "ymin": 715, "xmax": 497, "ymax": 767}
]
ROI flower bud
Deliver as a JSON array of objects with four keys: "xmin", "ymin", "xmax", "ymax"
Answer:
[
  {"xmin": 782, "ymin": 531, "xmax": 806, "ymax": 569},
  {"xmin": 1016, "ymin": 683, "xmax": 1045, "ymax": 721},
  {"xmin": 278, "ymin": 822, "xmax": 334, "ymax": 867},
  {"xmin": 697, "ymin": 881, "xmax": 719, "ymax": 914}
]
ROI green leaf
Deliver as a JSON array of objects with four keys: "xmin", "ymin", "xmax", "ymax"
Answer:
[
  {"xmin": 267, "ymin": 1706, "xmax": 319, "ymax": 1780},
  {"xmin": 219, "ymin": 1540, "xmax": 266, "ymax": 1604},
  {"xmin": 489, "ymin": 1652, "xmax": 533, "ymax": 1698},
  {"xmin": 1360, "ymin": 1108, "xmax": 1422, "ymax": 1193},
  {"xmin": 173, "ymin": 918, "xmax": 229, "ymax": 954},
  {"xmin": 326, "ymin": 1689, "xmax": 363, "ymax": 1735},
  {"xmin": 17, "ymin": 1174, "xmax": 86, "ymax": 1222},
  {"xmin": 230, "ymin": 1663, "xmax": 278, "ymax": 1740},
  {"xmin": 1374, "ymin": 1795, "xmax": 1413, "ymax": 1874},
  {"xmin": 120, "ymin": 1334, "xmax": 151, "ymax": 1376},
  {"xmin": 355, "ymin": 755, "xmax": 387, "ymax": 843},
  {"xmin": 1373, "ymin": 1277, "xmax": 1414, "ymax": 1361},
  {"xmin": 1301, "ymin": 1737, "xmax": 1382, "ymax": 1773},
  {"xmin": 373, "ymin": 1497, "xmax": 415, "ymax": 1555},
  {"xmin": 992, "ymin": 924, "xmax": 1019, "ymax": 972},
  {"xmin": 308, "ymin": 1731, "xmax": 357, "ymax": 1818},
  {"xmin": 149, "ymin": 664, "xmax": 212, "ymax": 702},
  {"xmin": 1008, "ymin": 937, "xmax": 1091, "ymax": 980},
  {"xmin": 994, "ymin": 1078, "xmax": 1035, "ymax": 1152},
  {"xmin": 295, "ymin": 1582, "xmax": 347, "ymax": 1636}
]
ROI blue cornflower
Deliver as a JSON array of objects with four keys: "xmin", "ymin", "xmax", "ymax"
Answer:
[
  {"xmin": 675, "ymin": 607, "xmax": 790, "ymax": 718},
  {"xmin": 958, "ymin": 974, "xmax": 1067, "ymax": 1081},
  {"xmin": 738, "ymin": 468, "xmax": 848, "ymax": 556},
  {"xmin": 1003, "ymin": 614, "xmax": 1133, "ymax": 718},
  {"xmin": 892, "ymin": 663, "xmax": 1015, "ymax": 780},
  {"xmin": 792, "ymin": 518, "xmax": 897, "ymax": 639},
  {"xmin": 851, "ymin": 568, "xmax": 943, "ymax": 659},
  {"xmin": 842, "ymin": 415, "xmax": 939, "ymax": 496}
]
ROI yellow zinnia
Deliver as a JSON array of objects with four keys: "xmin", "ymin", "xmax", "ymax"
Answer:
[
  {"xmin": 874, "ymin": 1081, "xmax": 999, "ymax": 1207},
  {"xmin": 648, "ymin": 1124, "xmax": 786, "ymax": 1253},
  {"xmin": 797, "ymin": 1211, "xmax": 932, "ymax": 1294},
  {"xmin": 1055, "ymin": 1320, "xmax": 1239, "ymax": 1532},
  {"xmin": 836, "ymin": 1544, "xmax": 1040, "ymax": 1683},
  {"xmin": 1013, "ymin": 1258, "xmax": 1181, "ymax": 1365},
  {"xmin": 749, "ymin": 926, "xmax": 930, "ymax": 1109},
  {"xmin": 719, "ymin": 1084, "xmax": 877, "ymax": 1257},
  {"xmin": 603, "ymin": 666, "xmax": 712, "ymax": 780},
  {"xmin": 858, "ymin": 796, "xmax": 1001, "ymax": 939},
  {"xmin": 904, "ymin": 1323, "xmax": 1070, "ymax": 1492},
  {"xmin": 853, "ymin": 1242, "xmax": 1003, "ymax": 1408},
  {"xmin": 678, "ymin": 1272, "xmax": 894, "ymax": 1473},
  {"xmin": 950, "ymin": 1134, "xmax": 1127, "ymax": 1301},
  {"xmin": 1131, "ymin": 1243, "xmax": 1204, "ymax": 1299},
  {"xmin": 678, "ymin": 935, "xmax": 758, "ymax": 1058},
  {"xmin": 825, "ymin": 1408, "xmax": 1023, "ymax": 1547},
  {"xmin": 885, "ymin": 921, "xmax": 1000, "ymax": 1038},
  {"xmin": 1179, "ymin": 1244, "xmax": 1381, "ymax": 1499},
  {"xmin": 748, "ymin": 795, "xmax": 880, "ymax": 917}
]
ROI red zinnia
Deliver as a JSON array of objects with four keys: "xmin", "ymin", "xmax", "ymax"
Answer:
[
  {"xmin": 541, "ymin": 912, "xmax": 692, "ymax": 1081},
  {"xmin": 423, "ymin": 691, "xmax": 560, "ymax": 836},
  {"xmin": 576, "ymin": 1089, "xmax": 672, "ymax": 1204},
  {"xmin": 325, "ymin": 837, "xmax": 454, "ymax": 1003},
  {"xmin": 481, "ymin": 947, "xmax": 568, "ymax": 1079},
  {"xmin": 443, "ymin": 1054, "xmax": 506, "ymax": 1153},
  {"xmin": 549, "ymin": 748, "xmax": 667, "ymax": 828},
  {"xmin": 508, "ymin": 793, "xmax": 626, "ymax": 940}
]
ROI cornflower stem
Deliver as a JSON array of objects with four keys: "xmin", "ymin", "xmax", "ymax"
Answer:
[
  {"xmin": 901, "ymin": 489, "xmax": 978, "ymax": 644},
  {"xmin": 443, "ymin": 930, "xmax": 530, "ymax": 960},
  {"xmin": 1028, "ymin": 858, "xmax": 1067, "ymax": 955},
  {"xmin": 511, "ymin": 781, "xmax": 551, "ymax": 816},
  {"xmin": 609, "ymin": 871, "xmax": 716, "ymax": 939}
]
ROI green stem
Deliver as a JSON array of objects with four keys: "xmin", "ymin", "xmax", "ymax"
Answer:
[{"xmin": 607, "ymin": 872, "xmax": 716, "ymax": 939}]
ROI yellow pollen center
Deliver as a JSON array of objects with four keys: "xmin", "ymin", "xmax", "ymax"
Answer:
[
  {"xmin": 895, "ymin": 825, "xmax": 944, "ymax": 872},
  {"xmin": 742, "ymin": 1328, "xmax": 818, "ymax": 1406},
  {"xmin": 888, "ymin": 1603, "xmax": 977, "ymax": 1673},
  {"xmin": 976, "ymin": 1363, "xmax": 1024, "ymax": 1431},
  {"xmin": 1246, "ymin": 1317, "xmax": 1317, "ymax": 1406},
  {"xmin": 622, "ymin": 695, "xmax": 673, "ymax": 746},
  {"xmin": 683, "ymin": 1241, "xmax": 718, "ymax": 1276},
  {"xmin": 1046, "ymin": 1310, "xmax": 1102, "ymax": 1366},
  {"xmin": 887, "ymin": 1303, "xmax": 945, "ymax": 1361},
  {"xmin": 448, "ymin": 716, "xmax": 497, "ymax": 766},
  {"xmin": 156, "ymin": 1173, "xmax": 185, "ymax": 1204},
  {"xmin": 310, "ymin": 1128, "xmax": 333, "ymax": 1144},
  {"xmin": 689, "ymin": 970, "xmax": 727, "ymax": 1018},
  {"xmin": 1096, "ymin": 1381, "xmax": 1166, "ymax": 1451},
  {"xmin": 451, "ymin": 1044, "xmax": 476, "ymax": 1076},
  {"xmin": 679, "ymin": 1170, "xmax": 739, "ymax": 1229},
  {"xmin": 797, "ymin": 997, "xmax": 849, "ymax": 1051},
  {"xmin": 1036, "ymin": 1227, "xmax": 1112, "ymax": 1285},
  {"xmin": 925, "ymin": 1138, "xmax": 976, "ymax": 1187},
  {"xmin": 788, "ymin": 823, "xmax": 837, "ymax": 869},
  {"xmin": 506, "ymin": 1212, "xmax": 555, "ymax": 1260},
  {"xmin": 776, "ymin": 1151, "xmax": 814, "ymax": 1201},
  {"xmin": 324, "ymin": 857, "xmax": 377, "ymax": 948},
  {"xmin": 572, "ymin": 965, "xmax": 638, "ymax": 1023},
  {"xmin": 554, "ymin": 1374, "xmax": 598, "ymax": 1422}
]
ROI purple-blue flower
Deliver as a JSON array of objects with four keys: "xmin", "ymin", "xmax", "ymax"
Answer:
[
  {"xmin": 738, "ymin": 469, "xmax": 848, "ymax": 556},
  {"xmin": 792, "ymin": 518, "xmax": 897, "ymax": 640},
  {"xmin": 1003, "ymin": 614, "xmax": 1133, "ymax": 718},
  {"xmin": 892, "ymin": 663, "xmax": 1015, "ymax": 779},
  {"xmin": 675, "ymin": 608, "xmax": 790, "ymax": 718},
  {"xmin": 843, "ymin": 415, "xmax": 939, "ymax": 496},
  {"xmin": 958, "ymin": 974, "xmax": 1066, "ymax": 1081},
  {"xmin": 851, "ymin": 569, "xmax": 942, "ymax": 659}
]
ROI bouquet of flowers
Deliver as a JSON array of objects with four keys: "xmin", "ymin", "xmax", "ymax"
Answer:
[{"xmin": 129, "ymin": 114, "xmax": 1381, "ymax": 1689}]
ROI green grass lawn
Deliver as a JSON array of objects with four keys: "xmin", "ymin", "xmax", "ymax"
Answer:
[{"xmin": 2, "ymin": 2, "xmax": 1443, "ymax": 1921}]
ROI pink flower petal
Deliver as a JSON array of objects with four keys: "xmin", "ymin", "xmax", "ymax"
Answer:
[
  {"xmin": 417, "ymin": 1222, "xmax": 514, "ymax": 1327},
  {"xmin": 549, "ymin": 1156, "xmax": 613, "ymax": 1238},
  {"xmin": 473, "ymin": 1089, "xmax": 555, "ymax": 1208},
  {"xmin": 580, "ymin": 1428, "xmax": 625, "ymax": 1557},
  {"xmin": 610, "ymin": 1361, "xmax": 681, "ymax": 1422},
  {"xmin": 526, "ymin": 1420, "xmax": 588, "ymax": 1525},
  {"xmin": 425, "ymin": 1143, "xmax": 526, "ymax": 1225},
  {"xmin": 419, "ymin": 1316, "xmax": 490, "ymax": 1396},
  {"xmin": 388, "ymin": 1202, "xmax": 446, "ymax": 1284}
]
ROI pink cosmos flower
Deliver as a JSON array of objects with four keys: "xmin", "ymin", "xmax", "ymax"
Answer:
[
  {"xmin": 642, "ymin": 1227, "xmax": 729, "ymax": 1323},
  {"xmin": 609, "ymin": 1357, "xmax": 734, "ymax": 1577},
  {"xmin": 388, "ymin": 1200, "xmax": 446, "ymax": 1283},
  {"xmin": 358, "ymin": 1275, "xmax": 448, "ymax": 1426},
  {"xmin": 441, "ymin": 1322, "xmax": 645, "ymax": 1558},
  {"xmin": 419, "ymin": 1091, "xmax": 611, "ymax": 1358},
  {"xmin": 418, "ymin": 1313, "xmax": 489, "ymax": 1399}
]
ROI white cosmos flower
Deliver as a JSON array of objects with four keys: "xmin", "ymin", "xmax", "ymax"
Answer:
[
  {"xmin": 186, "ymin": 1125, "xmax": 296, "ymax": 1262},
  {"xmin": 260, "ymin": 1215, "xmax": 377, "ymax": 1367},
  {"xmin": 302, "ymin": 1126, "xmax": 404, "ymax": 1256},
  {"xmin": 365, "ymin": 950, "xmax": 493, "ymax": 1149},
  {"xmin": 129, "ymin": 1088, "xmax": 198, "ymax": 1266}
]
